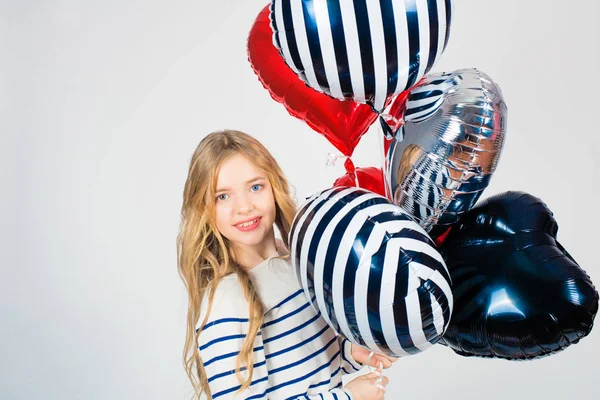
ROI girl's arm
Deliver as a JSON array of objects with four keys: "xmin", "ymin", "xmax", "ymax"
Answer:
[
  {"xmin": 198, "ymin": 277, "xmax": 270, "ymax": 399},
  {"xmin": 199, "ymin": 321, "xmax": 355, "ymax": 399},
  {"xmin": 199, "ymin": 319, "xmax": 269, "ymax": 399},
  {"xmin": 198, "ymin": 279, "xmax": 355, "ymax": 399}
]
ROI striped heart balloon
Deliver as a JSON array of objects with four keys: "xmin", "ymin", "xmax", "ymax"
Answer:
[
  {"xmin": 289, "ymin": 186, "xmax": 453, "ymax": 356},
  {"xmin": 270, "ymin": 0, "xmax": 454, "ymax": 112}
]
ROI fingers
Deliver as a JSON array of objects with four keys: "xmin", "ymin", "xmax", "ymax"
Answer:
[
  {"xmin": 379, "ymin": 354, "xmax": 399, "ymax": 368},
  {"xmin": 363, "ymin": 372, "xmax": 380, "ymax": 380},
  {"xmin": 366, "ymin": 351, "xmax": 375, "ymax": 368},
  {"xmin": 365, "ymin": 373, "xmax": 389, "ymax": 386},
  {"xmin": 373, "ymin": 374, "xmax": 390, "ymax": 393},
  {"xmin": 366, "ymin": 352, "xmax": 383, "ymax": 370},
  {"xmin": 369, "ymin": 354, "xmax": 394, "ymax": 369},
  {"xmin": 362, "ymin": 372, "xmax": 389, "ymax": 398},
  {"xmin": 378, "ymin": 356, "xmax": 393, "ymax": 369},
  {"xmin": 366, "ymin": 360, "xmax": 388, "ymax": 395},
  {"xmin": 365, "ymin": 351, "xmax": 398, "ymax": 369},
  {"xmin": 370, "ymin": 375, "xmax": 389, "ymax": 386},
  {"xmin": 366, "ymin": 353, "xmax": 380, "ymax": 375},
  {"xmin": 375, "ymin": 384, "xmax": 386, "ymax": 393}
]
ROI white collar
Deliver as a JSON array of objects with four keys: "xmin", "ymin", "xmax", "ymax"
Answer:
[{"xmin": 248, "ymin": 255, "xmax": 302, "ymax": 312}]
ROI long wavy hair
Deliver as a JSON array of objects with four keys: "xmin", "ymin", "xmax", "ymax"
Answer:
[{"xmin": 177, "ymin": 130, "xmax": 297, "ymax": 399}]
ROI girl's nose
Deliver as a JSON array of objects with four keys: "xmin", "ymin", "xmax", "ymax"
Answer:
[{"xmin": 235, "ymin": 193, "xmax": 254, "ymax": 213}]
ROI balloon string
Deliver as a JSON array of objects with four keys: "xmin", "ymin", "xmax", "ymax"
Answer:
[
  {"xmin": 326, "ymin": 153, "xmax": 345, "ymax": 167},
  {"xmin": 366, "ymin": 352, "xmax": 386, "ymax": 391}
]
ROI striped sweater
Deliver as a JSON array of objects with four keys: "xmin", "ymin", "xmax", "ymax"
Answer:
[{"xmin": 197, "ymin": 255, "xmax": 363, "ymax": 399}]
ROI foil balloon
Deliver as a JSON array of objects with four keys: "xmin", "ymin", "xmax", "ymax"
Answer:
[
  {"xmin": 289, "ymin": 186, "xmax": 453, "ymax": 357},
  {"xmin": 439, "ymin": 191, "xmax": 599, "ymax": 360},
  {"xmin": 270, "ymin": 0, "xmax": 453, "ymax": 112},
  {"xmin": 333, "ymin": 166, "xmax": 386, "ymax": 197},
  {"xmin": 384, "ymin": 68, "xmax": 507, "ymax": 238},
  {"xmin": 248, "ymin": 5, "xmax": 377, "ymax": 156}
]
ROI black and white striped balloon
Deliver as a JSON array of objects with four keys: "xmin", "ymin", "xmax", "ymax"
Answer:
[
  {"xmin": 270, "ymin": 0, "xmax": 453, "ymax": 112},
  {"xmin": 289, "ymin": 186, "xmax": 453, "ymax": 356}
]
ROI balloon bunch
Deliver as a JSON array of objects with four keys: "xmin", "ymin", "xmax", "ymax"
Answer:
[{"xmin": 247, "ymin": 0, "xmax": 598, "ymax": 361}]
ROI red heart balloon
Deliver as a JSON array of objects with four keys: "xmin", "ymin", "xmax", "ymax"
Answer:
[
  {"xmin": 333, "ymin": 166, "xmax": 386, "ymax": 197},
  {"xmin": 247, "ymin": 5, "xmax": 378, "ymax": 157}
]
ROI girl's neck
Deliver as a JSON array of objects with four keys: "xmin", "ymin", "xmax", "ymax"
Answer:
[{"xmin": 231, "ymin": 232, "xmax": 280, "ymax": 272}]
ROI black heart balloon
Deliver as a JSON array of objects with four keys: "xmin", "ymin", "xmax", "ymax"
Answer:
[{"xmin": 438, "ymin": 191, "xmax": 599, "ymax": 359}]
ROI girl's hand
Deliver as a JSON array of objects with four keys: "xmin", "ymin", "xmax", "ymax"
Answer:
[
  {"xmin": 351, "ymin": 344, "xmax": 398, "ymax": 369},
  {"xmin": 345, "ymin": 372, "xmax": 389, "ymax": 400}
]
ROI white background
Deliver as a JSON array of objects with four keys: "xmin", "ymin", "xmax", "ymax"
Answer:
[{"xmin": 2, "ymin": 0, "xmax": 599, "ymax": 399}]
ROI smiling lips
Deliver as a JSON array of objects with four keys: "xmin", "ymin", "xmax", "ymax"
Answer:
[{"xmin": 234, "ymin": 217, "xmax": 262, "ymax": 232}]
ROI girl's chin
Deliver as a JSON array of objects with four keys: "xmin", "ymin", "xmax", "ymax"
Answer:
[{"xmin": 232, "ymin": 234, "xmax": 268, "ymax": 247}]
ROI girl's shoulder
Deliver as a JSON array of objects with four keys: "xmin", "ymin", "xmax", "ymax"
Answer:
[
  {"xmin": 196, "ymin": 274, "xmax": 253, "ymax": 353},
  {"xmin": 198, "ymin": 274, "xmax": 250, "ymax": 330}
]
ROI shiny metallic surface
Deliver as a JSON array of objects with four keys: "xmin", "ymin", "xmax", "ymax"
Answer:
[
  {"xmin": 385, "ymin": 69, "xmax": 507, "ymax": 237},
  {"xmin": 289, "ymin": 187, "xmax": 453, "ymax": 357},
  {"xmin": 439, "ymin": 192, "xmax": 599, "ymax": 360}
]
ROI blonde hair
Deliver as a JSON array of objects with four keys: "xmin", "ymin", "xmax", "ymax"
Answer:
[{"xmin": 177, "ymin": 130, "xmax": 297, "ymax": 399}]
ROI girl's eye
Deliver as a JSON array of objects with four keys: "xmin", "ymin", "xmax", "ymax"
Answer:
[
  {"xmin": 251, "ymin": 184, "xmax": 262, "ymax": 192},
  {"xmin": 216, "ymin": 194, "xmax": 228, "ymax": 201}
]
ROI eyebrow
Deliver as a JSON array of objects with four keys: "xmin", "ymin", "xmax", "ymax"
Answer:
[{"xmin": 216, "ymin": 176, "xmax": 266, "ymax": 193}]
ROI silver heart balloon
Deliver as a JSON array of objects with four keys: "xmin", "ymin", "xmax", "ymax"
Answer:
[{"xmin": 383, "ymin": 68, "xmax": 507, "ymax": 237}]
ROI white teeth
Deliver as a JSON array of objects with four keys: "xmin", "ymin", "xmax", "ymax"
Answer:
[{"xmin": 238, "ymin": 219, "xmax": 258, "ymax": 228}]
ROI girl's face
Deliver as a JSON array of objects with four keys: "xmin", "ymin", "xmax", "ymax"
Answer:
[{"xmin": 214, "ymin": 153, "xmax": 276, "ymax": 251}]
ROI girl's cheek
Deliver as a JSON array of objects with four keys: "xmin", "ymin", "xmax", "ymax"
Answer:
[
  {"xmin": 218, "ymin": 202, "xmax": 234, "ymax": 218},
  {"xmin": 215, "ymin": 203, "xmax": 226, "ymax": 222}
]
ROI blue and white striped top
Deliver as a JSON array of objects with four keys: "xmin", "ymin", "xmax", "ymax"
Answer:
[{"xmin": 198, "ymin": 255, "xmax": 362, "ymax": 399}]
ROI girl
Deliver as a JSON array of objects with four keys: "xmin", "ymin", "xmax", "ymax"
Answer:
[{"xmin": 177, "ymin": 130, "xmax": 395, "ymax": 399}]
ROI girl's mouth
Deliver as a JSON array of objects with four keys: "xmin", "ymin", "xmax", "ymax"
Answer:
[{"xmin": 234, "ymin": 217, "xmax": 261, "ymax": 232}]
